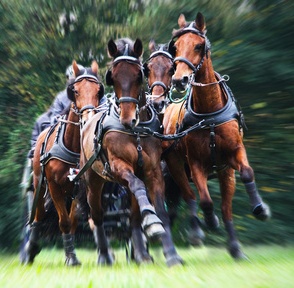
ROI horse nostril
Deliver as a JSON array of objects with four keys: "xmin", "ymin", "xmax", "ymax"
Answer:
[
  {"xmin": 172, "ymin": 77, "xmax": 187, "ymax": 93},
  {"xmin": 181, "ymin": 76, "xmax": 189, "ymax": 86}
]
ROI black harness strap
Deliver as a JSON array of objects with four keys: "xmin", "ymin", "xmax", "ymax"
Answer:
[
  {"xmin": 135, "ymin": 133, "xmax": 143, "ymax": 168},
  {"xmin": 209, "ymin": 124, "xmax": 217, "ymax": 171}
]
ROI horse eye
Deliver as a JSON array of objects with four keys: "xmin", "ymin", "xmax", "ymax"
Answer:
[{"xmin": 194, "ymin": 44, "xmax": 202, "ymax": 51}]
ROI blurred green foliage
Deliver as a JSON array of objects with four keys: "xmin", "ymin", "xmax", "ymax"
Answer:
[{"xmin": 0, "ymin": 0, "xmax": 293, "ymax": 250}]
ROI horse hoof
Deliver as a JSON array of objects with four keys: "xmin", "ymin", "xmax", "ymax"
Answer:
[
  {"xmin": 134, "ymin": 253, "xmax": 154, "ymax": 265},
  {"xmin": 142, "ymin": 214, "xmax": 165, "ymax": 239},
  {"xmin": 253, "ymin": 203, "xmax": 271, "ymax": 221},
  {"xmin": 229, "ymin": 241, "xmax": 248, "ymax": 261},
  {"xmin": 21, "ymin": 241, "xmax": 41, "ymax": 264},
  {"xmin": 65, "ymin": 254, "xmax": 81, "ymax": 266},
  {"xmin": 187, "ymin": 227, "xmax": 205, "ymax": 246},
  {"xmin": 144, "ymin": 223, "xmax": 166, "ymax": 240},
  {"xmin": 204, "ymin": 214, "xmax": 220, "ymax": 230},
  {"xmin": 165, "ymin": 254, "xmax": 184, "ymax": 267},
  {"xmin": 98, "ymin": 250, "xmax": 115, "ymax": 266}
]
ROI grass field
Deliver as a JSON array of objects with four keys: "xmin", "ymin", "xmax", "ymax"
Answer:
[{"xmin": 0, "ymin": 244, "xmax": 293, "ymax": 288}]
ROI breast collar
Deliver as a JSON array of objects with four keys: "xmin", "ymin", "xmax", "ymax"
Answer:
[
  {"xmin": 101, "ymin": 103, "xmax": 161, "ymax": 137},
  {"xmin": 181, "ymin": 72, "xmax": 244, "ymax": 131},
  {"xmin": 40, "ymin": 115, "xmax": 80, "ymax": 166}
]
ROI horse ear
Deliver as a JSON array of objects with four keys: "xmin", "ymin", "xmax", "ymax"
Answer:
[
  {"xmin": 143, "ymin": 62, "xmax": 149, "ymax": 77},
  {"xmin": 98, "ymin": 83, "xmax": 105, "ymax": 99},
  {"xmin": 134, "ymin": 38, "xmax": 143, "ymax": 58},
  {"xmin": 195, "ymin": 12, "xmax": 206, "ymax": 33},
  {"xmin": 105, "ymin": 69, "xmax": 113, "ymax": 86},
  {"xmin": 91, "ymin": 60, "xmax": 99, "ymax": 75},
  {"xmin": 67, "ymin": 78, "xmax": 75, "ymax": 102},
  {"xmin": 168, "ymin": 40, "xmax": 176, "ymax": 57},
  {"xmin": 149, "ymin": 39, "xmax": 156, "ymax": 53},
  {"xmin": 72, "ymin": 60, "xmax": 80, "ymax": 78},
  {"xmin": 107, "ymin": 39, "xmax": 117, "ymax": 58},
  {"xmin": 178, "ymin": 14, "xmax": 186, "ymax": 28}
]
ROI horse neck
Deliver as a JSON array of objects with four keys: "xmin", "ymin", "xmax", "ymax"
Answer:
[
  {"xmin": 63, "ymin": 109, "xmax": 80, "ymax": 153},
  {"xmin": 192, "ymin": 57, "xmax": 226, "ymax": 113}
]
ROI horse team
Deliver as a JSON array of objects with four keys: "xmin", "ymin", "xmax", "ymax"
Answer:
[{"xmin": 21, "ymin": 12, "xmax": 270, "ymax": 267}]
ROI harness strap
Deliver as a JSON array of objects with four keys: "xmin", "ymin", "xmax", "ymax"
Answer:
[
  {"xmin": 69, "ymin": 149, "xmax": 100, "ymax": 183},
  {"xmin": 135, "ymin": 133, "xmax": 143, "ymax": 168},
  {"xmin": 209, "ymin": 124, "xmax": 217, "ymax": 171}
]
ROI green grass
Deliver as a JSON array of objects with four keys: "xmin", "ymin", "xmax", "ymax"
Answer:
[{"xmin": 0, "ymin": 245, "xmax": 293, "ymax": 288}]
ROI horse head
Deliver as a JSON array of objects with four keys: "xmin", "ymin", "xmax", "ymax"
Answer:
[
  {"xmin": 144, "ymin": 40, "xmax": 174, "ymax": 114},
  {"xmin": 169, "ymin": 12, "xmax": 211, "ymax": 92},
  {"xmin": 67, "ymin": 60, "xmax": 104, "ymax": 124},
  {"xmin": 106, "ymin": 38, "xmax": 144, "ymax": 129}
]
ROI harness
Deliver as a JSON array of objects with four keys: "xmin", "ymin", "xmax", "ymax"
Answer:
[
  {"xmin": 28, "ymin": 73, "xmax": 104, "ymax": 225},
  {"xmin": 144, "ymin": 46, "xmax": 174, "ymax": 114},
  {"xmin": 181, "ymin": 72, "xmax": 245, "ymax": 131},
  {"xmin": 166, "ymin": 22, "xmax": 247, "ymax": 172},
  {"xmin": 40, "ymin": 115, "xmax": 80, "ymax": 166},
  {"xmin": 71, "ymin": 101, "xmax": 162, "ymax": 183}
]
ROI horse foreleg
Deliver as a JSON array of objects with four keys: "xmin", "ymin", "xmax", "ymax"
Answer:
[
  {"xmin": 218, "ymin": 168, "xmax": 247, "ymax": 260},
  {"xmin": 165, "ymin": 156, "xmax": 205, "ymax": 245},
  {"xmin": 234, "ymin": 148, "xmax": 271, "ymax": 220},
  {"xmin": 130, "ymin": 196, "xmax": 153, "ymax": 264},
  {"xmin": 85, "ymin": 170, "xmax": 114, "ymax": 266},
  {"xmin": 153, "ymin": 191, "xmax": 183, "ymax": 267},
  {"xmin": 93, "ymin": 225, "xmax": 115, "ymax": 265},
  {"xmin": 61, "ymin": 198, "xmax": 81, "ymax": 266},
  {"xmin": 189, "ymin": 163, "xmax": 219, "ymax": 231},
  {"xmin": 123, "ymin": 171, "xmax": 165, "ymax": 239},
  {"xmin": 22, "ymin": 185, "xmax": 46, "ymax": 265},
  {"xmin": 49, "ymin": 182, "xmax": 81, "ymax": 266}
]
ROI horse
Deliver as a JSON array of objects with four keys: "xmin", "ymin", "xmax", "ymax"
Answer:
[
  {"xmin": 144, "ymin": 40, "xmax": 174, "ymax": 120},
  {"xmin": 22, "ymin": 60, "xmax": 105, "ymax": 266},
  {"xmin": 162, "ymin": 12, "xmax": 271, "ymax": 259},
  {"xmin": 80, "ymin": 37, "xmax": 182, "ymax": 267},
  {"xmin": 143, "ymin": 40, "xmax": 185, "ymax": 227}
]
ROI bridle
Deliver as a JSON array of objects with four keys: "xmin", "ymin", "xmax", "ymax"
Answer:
[
  {"xmin": 67, "ymin": 73, "xmax": 105, "ymax": 127},
  {"xmin": 107, "ymin": 50, "xmax": 145, "ymax": 106},
  {"xmin": 145, "ymin": 49, "xmax": 174, "ymax": 97},
  {"xmin": 168, "ymin": 22, "xmax": 214, "ymax": 103},
  {"xmin": 171, "ymin": 22, "xmax": 211, "ymax": 76}
]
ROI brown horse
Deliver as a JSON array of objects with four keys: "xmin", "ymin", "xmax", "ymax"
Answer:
[
  {"xmin": 163, "ymin": 12, "xmax": 271, "ymax": 259},
  {"xmin": 144, "ymin": 40, "xmax": 188, "ymax": 227},
  {"xmin": 144, "ymin": 40, "xmax": 174, "ymax": 120},
  {"xmin": 80, "ymin": 38, "xmax": 182, "ymax": 266},
  {"xmin": 22, "ymin": 60, "xmax": 104, "ymax": 265}
]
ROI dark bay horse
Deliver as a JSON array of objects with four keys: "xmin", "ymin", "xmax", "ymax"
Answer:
[
  {"xmin": 80, "ymin": 38, "xmax": 182, "ymax": 266},
  {"xmin": 163, "ymin": 12, "xmax": 271, "ymax": 259},
  {"xmin": 144, "ymin": 40, "xmax": 186, "ymax": 228},
  {"xmin": 144, "ymin": 40, "xmax": 174, "ymax": 120},
  {"xmin": 22, "ymin": 60, "xmax": 104, "ymax": 265}
]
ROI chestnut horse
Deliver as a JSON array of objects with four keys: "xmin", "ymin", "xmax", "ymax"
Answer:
[
  {"xmin": 163, "ymin": 12, "xmax": 271, "ymax": 259},
  {"xmin": 22, "ymin": 61, "xmax": 104, "ymax": 265},
  {"xmin": 80, "ymin": 38, "xmax": 182, "ymax": 266}
]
